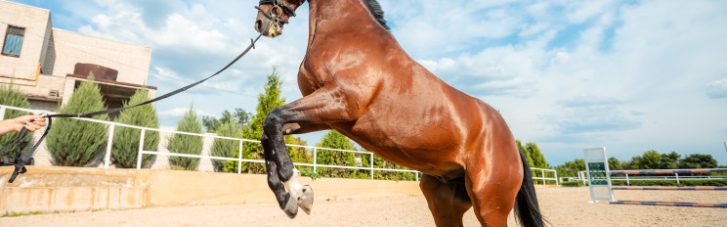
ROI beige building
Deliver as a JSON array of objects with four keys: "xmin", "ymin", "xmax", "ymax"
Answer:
[{"xmin": 0, "ymin": 1, "xmax": 155, "ymax": 114}]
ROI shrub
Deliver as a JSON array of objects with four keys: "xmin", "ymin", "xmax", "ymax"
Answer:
[
  {"xmin": 167, "ymin": 105, "xmax": 203, "ymax": 170},
  {"xmin": 561, "ymin": 181, "xmax": 584, "ymax": 187},
  {"xmin": 211, "ymin": 120, "xmax": 241, "ymax": 172},
  {"xmin": 111, "ymin": 89, "xmax": 160, "ymax": 168},
  {"xmin": 0, "ymin": 83, "xmax": 32, "ymax": 159},
  {"xmin": 46, "ymin": 76, "xmax": 108, "ymax": 166}
]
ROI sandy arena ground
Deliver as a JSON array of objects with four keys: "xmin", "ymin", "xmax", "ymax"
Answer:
[{"xmin": 1, "ymin": 187, "xmax": 725, "ymax": 226}]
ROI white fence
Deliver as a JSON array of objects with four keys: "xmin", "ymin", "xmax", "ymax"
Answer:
[
  {"xmin": 1, "ymin": 104, "xmax": 558, "ymax": 184},
  {"xmin": 562, "ymin": 169, "xmax": 727, "ymax": 185},
  {"xmin": 531, "ymin": 167, "xmax": 559, "ymax": 185}
]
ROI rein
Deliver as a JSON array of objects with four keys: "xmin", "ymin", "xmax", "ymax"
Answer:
[{"xmin": 0, "ymin": 34, "xmax": 262, "ymax": 183}]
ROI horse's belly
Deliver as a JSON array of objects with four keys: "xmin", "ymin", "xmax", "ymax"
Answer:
[{"xmin": 346, "ymin": 107, "xmax": 464, "ymax": 172}]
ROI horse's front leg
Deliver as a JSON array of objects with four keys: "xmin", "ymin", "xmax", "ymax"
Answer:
[{"xmin": 262, "ymin": 87, "xmax": 359, "ymax": 218}]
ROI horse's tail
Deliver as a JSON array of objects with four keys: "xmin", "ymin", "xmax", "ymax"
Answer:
[{"xmin": 513, "ymin": 149, "xmax": 546, "ymax": 227}]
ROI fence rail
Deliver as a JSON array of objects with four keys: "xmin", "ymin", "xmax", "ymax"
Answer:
[
  {"xmin": 562, "ymin": 168, "xmax": 727, "ymax": 185},
  {"xmin": 1, "ymin": 105, "xmax": 557, "ymax": 184}
]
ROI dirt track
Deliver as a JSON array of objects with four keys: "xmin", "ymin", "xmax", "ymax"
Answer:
[{"xmin": 1, "ymin": 187, "xmax": 725, "ymax": 226}]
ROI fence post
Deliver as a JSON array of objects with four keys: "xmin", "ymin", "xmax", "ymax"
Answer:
[
  {"xmin": 416, "ymin": 172, "xmax": 419, "ymax": 181},
  {"xmin": 675, "ymin": 173, "xmax": 680, "ymax": 185},
  {"xmin": 541, "ymin": 169, "xmax": 545, "ymax": 185},
  {"xmin": 104, "ymin": 124, "xmax": 115, "ymax": 168},
  {"xmin": 626, "ymin": 174, "xmax": 630, "ymax": 186},
  {"xmin": 238, "ymin": 140, "xmax": 243, "ymax": 174},
  {"xmin": 0, "ymin": 106, "xmax": 6, "ymax": 120},
  {"xmin": 370, "ymin": 153, "xmax": 374, "ymax": 180},
  {"xmin": 136, "ymin": 129, "xmax": 146, "ymax": 169},
  {"xmin": 313, "ymin": 148, "xmax": 317, "ymax": 174},
  {"xmin": 554, "ymin": 169, "xmax": 559, "ymax": 185}
]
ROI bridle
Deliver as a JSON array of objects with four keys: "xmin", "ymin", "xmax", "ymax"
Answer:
[{"xmin": 255, "ymin": 0, "xmax": 303, "ymax": 26}]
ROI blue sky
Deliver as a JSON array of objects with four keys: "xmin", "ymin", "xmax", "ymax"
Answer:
[{"xmin": 8, "ymin": 0, "xmax": 727, "ymax": 166}]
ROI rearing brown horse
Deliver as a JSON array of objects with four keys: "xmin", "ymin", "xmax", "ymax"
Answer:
[{"xmin": 254, "ymin": 0, "xmax": 544, "ymax": 226}]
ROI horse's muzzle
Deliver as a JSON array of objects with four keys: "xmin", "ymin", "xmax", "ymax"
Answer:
[{"xmin": 255, "ymin": 19, "xmax": 283, "ymax": 38}]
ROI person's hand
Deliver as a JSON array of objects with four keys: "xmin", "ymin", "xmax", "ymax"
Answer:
[{"xmin": 12, "ymin": 115, "xmax": 47, "ymax": 133}]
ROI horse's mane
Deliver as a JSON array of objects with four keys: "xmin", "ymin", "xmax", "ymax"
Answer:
[{"xmin": 361, "ymin": 0, "xmax": 390, "ymax": 30}]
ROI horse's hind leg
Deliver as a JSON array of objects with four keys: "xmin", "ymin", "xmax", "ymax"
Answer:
[
  {"xmin": 465, "ymin": 147, "xmax": 522, "ymax": 227},
  {"xmin": 420, "ymin": 174, "xmax": 472, "ymax": 227}
]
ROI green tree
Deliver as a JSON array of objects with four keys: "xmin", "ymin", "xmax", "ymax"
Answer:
[
  {"xmin": 224, "ymin": 67, "xmax": 308, "ymax": 173},
  {"xmin": 46, "ymin": 75, "xmax": 108, "ymax": 166},
  {"xmin": 516, "ymin": 140, "xmax": 534, "ymax": 167},
  {"xmin": 316, "ymin": 130, "xmax": 357, "ymax": 178},
  {"xmin": 627, "ymin": 150, "xmax": 663, "ymax": 170},
  {"xmin": 202, "ymin": 108, "xmax": 250, "ymax": 132},
  {"xmin": 608, "ymin": 157, "xmax": 623, "ymax": 170},
  {"xmin": 525, "ymin": 142, "xmax": 548, "ymax": 168},
  {"xmin": 0, "ymin": 83, "xmax": 32, "ymax": 159},
  {"xmin": 111, "ymin": 89, "xmax": 160, "ymax": 168},
  {"xmin": 554, "ymin": 159, "xmax": 585, "ymax": 178},
  {"xmin": 167, "ymin": 104, "xmax": 203, "ymax": 170},
  {"xmin": 641, "ymin": 150, "xmax": 661, "ymax": 169},
  {"xmin": 678, "ymin": 154, "xmax": 718, "ymax": 169},
  {"xmin": 286, "ymin": 135, "xmax": 313, "ymax": 174},
  {"xmin": 211, "ymin": 119, "xmax": 242, "ymax": 172},
  {"xmin": 659, "ymin": 151, "xmax": 680, "ymax": 169},
  {"xmin": 627, "ymin": 155, "xmax": 643, "ymax": 169}
]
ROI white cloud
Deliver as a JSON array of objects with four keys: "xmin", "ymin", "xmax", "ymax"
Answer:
[
  {"xmin": 707, "ymin": 79, "xmax": 727, "ymax": 99},
  {"xmin": 159, "ymin": 107, "xmax": 217, "ymax": 118}
]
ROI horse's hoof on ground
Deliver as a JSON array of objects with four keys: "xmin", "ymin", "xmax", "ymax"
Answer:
[
  {"xmin": 284, "ymin": 195, "xmax": 299, "ymax": 219},
  {"xmin": 298, "ymin": 184, "xmax": 314, "ymax": 215}
]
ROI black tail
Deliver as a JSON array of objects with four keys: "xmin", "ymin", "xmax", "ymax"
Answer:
[{"xmin": 513, "ymin": 149, "xmax": 546, "ymax": 227}]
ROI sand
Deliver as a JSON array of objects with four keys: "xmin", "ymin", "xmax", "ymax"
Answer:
[{"xmin": 1, "ymin": 187, "xmax": 725, "ymax": 226}]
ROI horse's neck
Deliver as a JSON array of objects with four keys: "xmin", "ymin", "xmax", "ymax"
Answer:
[{"xmin": 306, "ymin": 0, "xmax": 382, "ymax": 48}]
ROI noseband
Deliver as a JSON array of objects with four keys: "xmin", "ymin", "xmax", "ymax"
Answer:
[{"xmin": 256, "ymin": 0, "xmax": 301, "ymax": 25}]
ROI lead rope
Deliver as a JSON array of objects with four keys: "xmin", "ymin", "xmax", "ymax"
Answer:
[{"xmin": 1, "ymin": 34, "xmax": 262, "ymax": 183}]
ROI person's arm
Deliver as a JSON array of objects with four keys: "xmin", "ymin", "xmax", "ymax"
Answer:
[{"xmin": 0, "ymin": 115, "xmax": 47, "ymax": 136}]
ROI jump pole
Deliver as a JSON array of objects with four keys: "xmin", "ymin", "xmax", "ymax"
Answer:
[
  {"xmin": 610, "ymin": 200, "xmax": 727, "ymax": 208},
  {"xmin": 604, "ymin": 168, "xmax": 727, "ymax": 208}
]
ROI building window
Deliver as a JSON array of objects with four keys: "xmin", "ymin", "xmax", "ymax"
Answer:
[{"xmin": 2, "ymin": 26, "xmax": 25, "ymax": 57}]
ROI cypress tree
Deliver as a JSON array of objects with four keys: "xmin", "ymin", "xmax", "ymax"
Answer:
[
  {"xmin": 46, "ymin": 75, "xmax": 109, "ymax": 166},
  {"xmin": 316, "ymin": 130, "xmax": 356, "ymax": 178},
  {"xmin": 0, "ymin": 83, "xmax": 32, "ymax": 159},
  {"xmin": 211, "ymin": 119, "xmax": 241, "ymax": 172},
  {"xmin": 111, "ymin": 89, "xmax": 160, "ymax": 168},
  {"xmin": 167, "ymin": 104, "xmax": 203, "ymax": 170},
  {"xmin": 224, "ymin": 67, "xmax": 307, "ymax": 174}
]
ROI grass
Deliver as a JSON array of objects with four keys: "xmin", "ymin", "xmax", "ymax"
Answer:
[
  {"xmin": 1, "ymin": 209, "xmax": 102, "ymax": 218},
  {"xmin": 2, "ymin": 211, "xmax": 42, "ymax": 218}
]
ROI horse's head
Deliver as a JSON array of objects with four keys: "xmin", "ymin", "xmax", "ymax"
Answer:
[{"xmin": 255, "ymin": 0, "xmax": 304, "ymax": 38}]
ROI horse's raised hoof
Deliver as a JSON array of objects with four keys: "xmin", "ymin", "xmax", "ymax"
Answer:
[
  {"xmin": 283, "ymin": 195, "xmax": 299, "ymax": 219},
  {"xmin": 297, "ymin": 184, "xmax": 314, "ymax": 215}
]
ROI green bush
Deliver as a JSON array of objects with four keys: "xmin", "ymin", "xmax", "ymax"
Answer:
[
  {"xmin": 111, "ymin": 89, "xmax": 159, "ymax": 168},
  {"xmin": 0, "ymin": 83, "xmax": 32, "ymax": 159},
  {"xmin": 562, "ymin": 181, "xmax": 584, "ymax": 187},
  {"xmin": 167, "ymin": 105, "xmax": 203, "ymax": 170},
  {"xmin": 46, "ymin": 76, "xmax": 108, "ymax": 166},
  {"xmin": 315, "ymin": 130, "xmax": 358, "ymax": 178},
  {"xmin": 211, "ymin": 120, "xmax": 241, "ymax": 172}
]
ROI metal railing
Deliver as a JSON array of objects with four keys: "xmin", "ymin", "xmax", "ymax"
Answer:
[
  {"xmin": 563, "ymin": 169, "xmax": 727, "ymax": 185},
  {"xmin": 531, "ymin": 167, "xmax": 559, "ymax": 185},
  {"xmin": 1, "ymin": 104, "xmax": 559, "ymax": 184}
]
